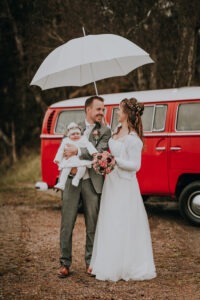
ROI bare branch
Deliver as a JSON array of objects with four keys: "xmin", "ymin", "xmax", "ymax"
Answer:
[
  {"xmin": 4, "ymin": 0, "xmax": 24, "ymax": 61},
  {"xmin": 47, "ymin": 29, "xmax": 65, "ymax": 44},
  {"xmin": 126, "ymin": 1, "xmax": 159, "ymax": 37},
  {"xmin": 0, "ymin": 128, "xmax": 12, "ymax": 146}
]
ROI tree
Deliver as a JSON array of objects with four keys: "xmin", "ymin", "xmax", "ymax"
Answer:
[{"xmin": 0, "ymin": 0, "xmax": 199, "ymax": 165}]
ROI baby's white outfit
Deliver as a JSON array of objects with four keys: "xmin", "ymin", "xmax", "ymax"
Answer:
[{"xmin": 54, "ymin": 136, "xmax": 97, "ymax": 190}]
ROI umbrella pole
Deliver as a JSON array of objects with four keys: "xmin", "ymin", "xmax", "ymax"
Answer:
[
  {"xmin": 82, "ymin": 27, "xmax": 98, "ymax": 95},
  {"xmin": 90, "ymin": 67, "xmax": 98, "ymax": 95},
  {"xmin": 93, "ymin": 81, "xmax": 98, "ymax": 95}
]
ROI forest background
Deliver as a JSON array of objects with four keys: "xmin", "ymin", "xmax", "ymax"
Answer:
[{"xmin": 0, "ymin": 0, "xmax": 200, "ymax": 167}]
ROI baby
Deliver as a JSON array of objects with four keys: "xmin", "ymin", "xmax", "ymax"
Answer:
[{"xmin": 54, "ymin": 122, "xmax": 97, "ymax": 190}]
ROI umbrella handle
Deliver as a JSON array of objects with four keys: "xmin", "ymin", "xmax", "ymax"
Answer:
[{"xmin": 82, "ymin": 27, "xmax": 86, "ymax": 36}]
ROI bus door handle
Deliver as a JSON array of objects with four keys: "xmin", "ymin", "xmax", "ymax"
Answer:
[
  {"xmin": 156, "ymin": 147, "xmax": 166, "ymax": 151},
  {"xmin": 170, "ymin": 147, "xmax": 182, "ymax": 151}
]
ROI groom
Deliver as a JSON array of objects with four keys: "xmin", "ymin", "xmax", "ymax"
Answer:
[{"xmin": 58, "ymin": 95, "xmax": 111, "ymax": 278}]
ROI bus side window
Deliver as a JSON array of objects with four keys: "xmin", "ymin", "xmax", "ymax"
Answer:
[
  {"xmin": 142, "ymin": 105, "xmax": 167, "ymax": 132},
  {"xmin": 111, "ymin": 105, "xmax": 167, "ymax": 133},
  {"xmin": 176, "ymin": 103, "xmax": 200, "ymax": 131},
  {"xmin": 55, "ymin": 109, "xmax": 85, "ymax": 134}
]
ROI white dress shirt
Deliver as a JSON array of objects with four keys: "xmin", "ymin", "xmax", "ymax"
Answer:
[{"xmin": 82, "ymin": 120, "xmax": 96, "ymax": 180}]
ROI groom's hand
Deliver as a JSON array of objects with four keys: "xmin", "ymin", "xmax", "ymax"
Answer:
[{"xmin": 64, "ymin": 144, "xmax": 78, "ymax": 159}]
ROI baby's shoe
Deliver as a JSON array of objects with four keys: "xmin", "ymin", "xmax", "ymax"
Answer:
[
  {"xmin": 54, "ymin": 183, "xmax": 65, "ymax": 191},
  {"xmin": 72, "ymin": 177, "xmax": 80, "ymax": 187}
]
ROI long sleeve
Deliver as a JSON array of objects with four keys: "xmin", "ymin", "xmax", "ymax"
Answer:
[
  {"xmin": 86, "ymin": 141, "xmax": 98, "ymax": 155},
  {"xmin": 54, "ymin": 137, "xmax": 69, "ymax": 163},
  {"xmin": 95, "ymin": 127, "xmax": 111, "ymax": 153},
  {"xmin": 115, "ymin": 135, "xmax": 142, "ymax": 172},
  {"xmin": 77, "ymin": 136, "xmax": 97, "ymax": 155}
]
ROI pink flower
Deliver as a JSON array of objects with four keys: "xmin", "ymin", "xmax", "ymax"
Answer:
[{"xmin": 92, "ymin": 151, "xmax": 115, "ymax": 175}]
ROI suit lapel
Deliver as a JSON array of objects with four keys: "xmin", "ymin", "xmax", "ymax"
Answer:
[
  {"xmin": 79, "ymin": 121, "xmax": 104, "ymax": 146},
  {"xmin": 89, "ymin": 125, "xmax": 97, "ymax": 144},
  {"xmin": 79, "ymin": 121, "xmax": 86, "ymax": 135},
  {"xmin": 89, "ymin": 123, "xmax": 104, "ymax": 145}
]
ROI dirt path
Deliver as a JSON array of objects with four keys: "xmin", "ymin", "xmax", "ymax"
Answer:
[{"xmin": 0, "ymin": 186, "xmax": 200, "ymax": 300}]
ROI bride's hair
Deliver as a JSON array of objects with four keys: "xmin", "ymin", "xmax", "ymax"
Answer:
[{"xmin": 114, "ymin": 98, "xmax": 144, "ymax": 141}]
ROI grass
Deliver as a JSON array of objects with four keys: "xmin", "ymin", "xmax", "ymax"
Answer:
[
  {"xmin": 0, "ymin": 151, "xmax": 61, "ymax": 208},
  {"xmin": 0, "ymin": 151, "xmax": 41, "ymax": 188}
]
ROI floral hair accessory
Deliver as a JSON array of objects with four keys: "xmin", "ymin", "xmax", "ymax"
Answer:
[
  {"xmin": 124, "ymin": 99, "xmax": 143, "ymax": 115},
  {"xmin": 93, "ymin": 151, "xmax": 115, "ymax": 175}
]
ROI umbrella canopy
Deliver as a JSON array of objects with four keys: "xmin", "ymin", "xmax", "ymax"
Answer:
[{"xmin": 30, "ymin": 34, "xmax": 154, "ymax": 92}]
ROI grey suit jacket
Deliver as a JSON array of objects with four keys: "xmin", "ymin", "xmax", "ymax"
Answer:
[{"xmin": 78, "ymin": 121, "xmax": 112, "ymax": 194}]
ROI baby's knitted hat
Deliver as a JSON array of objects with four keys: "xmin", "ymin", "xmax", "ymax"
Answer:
[{"xmin": 66, "ymin": 122, "xmax": 81, "ymax": 137}]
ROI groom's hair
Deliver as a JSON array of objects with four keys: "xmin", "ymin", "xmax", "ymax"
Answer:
[{"xmin": 85, "ymin": 95, "xmax": 104, "ymax": 111}]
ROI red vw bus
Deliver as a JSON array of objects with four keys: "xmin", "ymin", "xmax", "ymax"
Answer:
[{"xmin": 38, "ymin": 87, "xmax": 200, "ymax": 226}]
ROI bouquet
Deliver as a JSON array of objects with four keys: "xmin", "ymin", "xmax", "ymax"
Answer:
[{"xmin": 93, "ymin": 151, "xmax": 115, "ymax": 175}]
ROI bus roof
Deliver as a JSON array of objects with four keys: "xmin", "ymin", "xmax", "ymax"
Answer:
[{"xmin": 50, "ymin": 86, "xmax": 200, "ymax": 108}]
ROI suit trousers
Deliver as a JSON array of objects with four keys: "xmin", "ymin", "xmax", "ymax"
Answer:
[{"xmin": 60, "ymin": 177, "xmax": 101, "ymax": 267}]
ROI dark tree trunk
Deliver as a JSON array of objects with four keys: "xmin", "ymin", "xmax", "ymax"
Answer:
[
  {"xmin": 173, "ymin": 25, "xmax": 198, "ymax": 87},
  {"xmin": 11, "ymin": 121, "xmax": 17, "ymax": 163}
]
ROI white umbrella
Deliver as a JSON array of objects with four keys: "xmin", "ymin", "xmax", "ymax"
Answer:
[{"xmin": 30, "ymin": 33, "xmax": 154, "ymax": 94}]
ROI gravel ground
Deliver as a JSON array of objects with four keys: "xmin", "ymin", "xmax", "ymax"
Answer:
[{"xmin": 0, "ymin": 186, "xmax": 200, "ymax": 300}]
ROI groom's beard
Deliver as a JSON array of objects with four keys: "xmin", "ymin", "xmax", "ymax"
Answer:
[
  {"xmin": 95, "ymin": 121, "xmax": 101, "ymax": 128},
  {"xmin": 94, "ymin": 114, "xmax": 104, "ymax": 124}
]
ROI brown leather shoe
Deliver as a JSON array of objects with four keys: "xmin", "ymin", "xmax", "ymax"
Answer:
[{"xmin": 58, "ymin": 265, "xmax": 70, "ymax": 278}]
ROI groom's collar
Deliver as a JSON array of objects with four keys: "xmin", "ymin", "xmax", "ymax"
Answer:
[
  {"xmin": 85, "ymin": 119, "xmax": 101, "ymax": 129},
  {"xmin": 85, "ymin": 119, "xmax": 95, "ymax": 127}
]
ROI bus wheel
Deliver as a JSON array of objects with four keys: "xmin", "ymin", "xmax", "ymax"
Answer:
[{"xmin": 179, "ymin": 181, "xmax": 200, "ymax": 226}]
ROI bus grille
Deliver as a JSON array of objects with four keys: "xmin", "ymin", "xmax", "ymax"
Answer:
[{"xmin": 47, "ymin": 110, "xmax": 55, "ymax": 133}]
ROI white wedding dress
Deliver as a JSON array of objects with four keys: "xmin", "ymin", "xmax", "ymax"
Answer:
[{"xmin": 90, "ymin": 134, "xmax": 156, "ymax": 281}]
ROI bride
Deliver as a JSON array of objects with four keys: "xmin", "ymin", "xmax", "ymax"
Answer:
[{"xmin": 89, "ymin": 97, "xmax": 156, "ymax": 281}]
